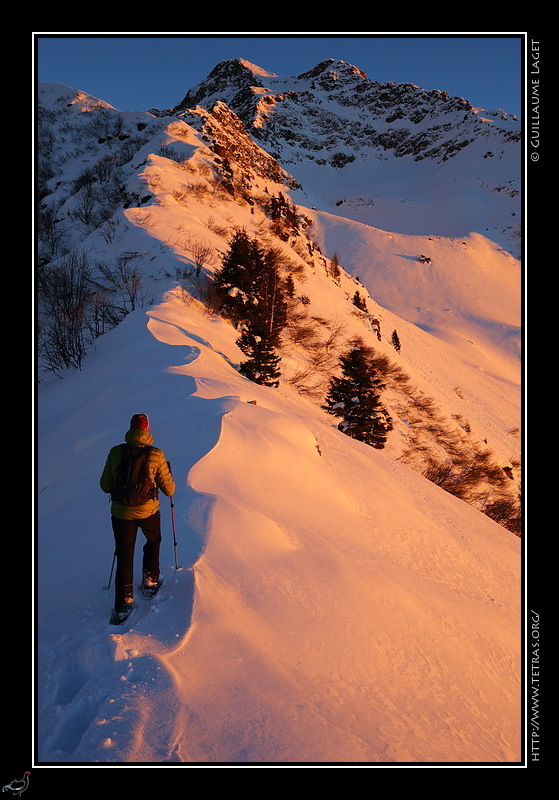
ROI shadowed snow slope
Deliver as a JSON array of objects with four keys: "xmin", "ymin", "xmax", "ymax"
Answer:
[{"xmin": 37, "ymin": 290, "xmax": 520, "ymax": 765}]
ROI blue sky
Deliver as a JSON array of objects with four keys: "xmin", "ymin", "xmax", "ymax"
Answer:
[{"xmin": 35, "ymin": 33, "xmax": 524, "ymax": 118}]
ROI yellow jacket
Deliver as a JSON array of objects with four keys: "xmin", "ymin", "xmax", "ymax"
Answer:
[{"xmin": 100, "ymin": 428, "xmax": 176, "ymax": 519}]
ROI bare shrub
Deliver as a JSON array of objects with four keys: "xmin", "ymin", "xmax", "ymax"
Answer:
[
  {"xmin": 287, "ymin": 375, "xmax": 328, "ymax": 399},
  {"xmin": 483, "ymin": 494, "xmax": 522, "ymax": 535},
  {"xmin": 187, "ymin": 237, "xmax": 216, "ymax": 276},
  {"xmin": 184, "ymin": 182, "xmax": 211, "ymax": 200},
  {"xmin": 38, "ymin": 201, "xmax": 68, "ymax": 260},
  {"xmin": 421, "ymin": 460, "xmax": 470, "ymax": 498},
  {"xmin": 172, "ymin": 189, "xmax": 189, "ymax": 205},
  {"xmin": 95, "ymin": 253, "xmax": 150, "ymax": 313},
  {"xmin": 288, "ymin": 320, "xmax": 321, "ymax": 347},
  {"xmin": 409, "ymin": 390, "xmax": 441, "ymax": 419},
  {"xmin": 157, "ymin": 144, "xmax": 183, "ymax": 162},
  {"xmin": 190, "ymin": 275, "xmax": 224, "ymax": 315},
  {"xmin": 38, "ymin": 251, "xmax": 94, "ymax": 372},
  {"xmin": 207, "ymin": 217, "xmax": 230, "ymax": 238}
]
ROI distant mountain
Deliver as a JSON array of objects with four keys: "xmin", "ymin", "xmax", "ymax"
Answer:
[{"xmin": 171, "ymin": 58, "xmax": 521, "ymax": 256}]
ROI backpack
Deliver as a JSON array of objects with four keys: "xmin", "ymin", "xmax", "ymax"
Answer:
[{"xmin": 111, "ymin": 444, "xmax": 158, "ymax": 506}]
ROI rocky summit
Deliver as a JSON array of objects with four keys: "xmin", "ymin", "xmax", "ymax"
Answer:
[{"xmin": 169, "ymin": 58, "xmax": 520, "ymax": 254}]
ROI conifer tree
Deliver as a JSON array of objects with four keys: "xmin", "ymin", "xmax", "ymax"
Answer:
[
  {"xmin": 267, "ymin": 192, "xmax": 299, "ymax": 239},
  {"xmin": 352, "ymin": 290, "xmax": 367, "ymax": 311},
  {"xmin": 329, "ymin": 253, "xmax": 341, "ymax": 282},
  {"xmin": 391, "ymin": 329, "xmax": 401, "ymax": 352},
  {"xmin": 284, "ymin": 274, "xmax": 295, "ymax": 298},
  {"xmin": 234, "ymin": 244, "xmax": 288, "ymax": 387},
  {"xmin": 237, "ymin": 332, "xmax": 282, "ymax": 387},
  {"xmin": 214, "ymin": 232, "xmax": 290, "ymax": 386},
  {"xmin": 323, "ymin": 340, "xmax": 393, "ymax": 448},
  {"xmin": 213, "ymin": 229, "xmax": 262, "ymax": 325}
]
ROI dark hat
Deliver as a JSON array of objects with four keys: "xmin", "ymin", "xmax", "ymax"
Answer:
[{"xmin": 130, "ymin": 413, "xmax": 150, "ymax": 431}]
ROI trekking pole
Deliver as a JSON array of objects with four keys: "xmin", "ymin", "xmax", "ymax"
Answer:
[
  {"xmin": 104, "ymin": 550, "xmax": 116, "ymax": 590},
  {"xmin": 170, "ymin": 494, "xmax": 180, "ymax": 570},
  {"xmin": 167, "ymin": 461, "xmax": 181, "ymax": 571}
]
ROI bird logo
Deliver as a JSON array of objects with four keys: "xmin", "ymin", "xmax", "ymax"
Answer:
[{"xmin": 2, "ymin": 773, "xmax": 30, "ymax": 796}]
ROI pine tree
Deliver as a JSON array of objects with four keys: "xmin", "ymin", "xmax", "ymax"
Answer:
[
  {"xmin": 267, "ymin": 192, "xmax": 299, "ymax": 240},
  {"xmin": 329, "ymin": 253, "xmax": 341, "ymax": 282},
  {"xmin": 323, "ymin": 340, "xmax": 393, "ymax": 448},
  {"xmin": 238, "ymin": 332, "xmax": 282, "ymax": 387},
  {"xmin": 284, "ymin": 274, "xmax": 295, "ymax": 298},
  {"xmin": 352, "ymin": 290, "xmax": 367, "ymax": 311},
  {"xmin": 235, "ymin": 246, "xmax": 288, "ymax": 387},
  {"xmin": 213, "ymin": 229, "xmax": 262, "ymax": 325},
  {"xmin": 391, "ymin": 329, "xmax": 401, "ymax": 352},
  {"xmin": 214, "ymin": 232, "xmax": 291, "ymax": 387}
]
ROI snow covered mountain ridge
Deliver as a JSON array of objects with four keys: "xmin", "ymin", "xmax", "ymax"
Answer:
[
  {"xmin": 36, "ymin": 59, "xmax": 522, "ymax": 764},
  {"xmin": 169, "ymin": 58, "xmax": 520, "ymax": 257},
  {"xmin": 37, "ymin": 60, "xmax": 521, "ymax": 529},
  {"xmin": 172, "ymin": 57, "xmax": 520, "ymax": 157}
]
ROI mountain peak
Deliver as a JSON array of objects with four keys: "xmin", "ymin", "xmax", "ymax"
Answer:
[
  {"xmin": 297, "ymin": 57, "xmax": 368, "ymax": 81},
  {"xmin": 173, "ymin": 57, "xmax": 277, "ymax": 114},
  {"xmin": 207, "ymin": 57, "xmax": 278, "ymax": 82},
  {"xmin": 234, "ymin": 57, "xmax": 278, "ymax": 78}
]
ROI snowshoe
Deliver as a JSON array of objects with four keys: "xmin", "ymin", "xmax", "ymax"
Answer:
[
  {"xmin": 140, "ymin": 573, "xmax": 162, "ymax": 599},
  {"xmin": 109, "ymin": 601, "xmax": 135, "ymax": 625}
]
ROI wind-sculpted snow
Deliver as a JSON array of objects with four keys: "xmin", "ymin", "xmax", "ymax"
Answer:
[
  {"xmin": 37, "ymin": 289, "xmax": 520, "ymax": 763},
  {"xmin": 163, "ymin": 396, "xmax": 521, "ymax": 763}
]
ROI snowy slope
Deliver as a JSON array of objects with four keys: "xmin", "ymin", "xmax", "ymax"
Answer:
[
  {"xmin": 37, "ymin": 289, "xmax": 521, "ymax": 764},
  {"xmin": 308, "ymin": 212, "xmax": 521, "ymax": 377},
  {"xmin": 36, "ymin": 77, "xmax": 522, "ymax": 765}
]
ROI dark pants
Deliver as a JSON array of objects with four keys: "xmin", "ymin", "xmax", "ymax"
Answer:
[{"xmin": 111, "ymin": 512, "xmax": 161, "ymax": 610}]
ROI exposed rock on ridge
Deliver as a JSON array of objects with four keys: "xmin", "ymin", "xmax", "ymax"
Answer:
[{"xmin": 171, "ymin": 57, "xmax": 519, "ymax": 166}]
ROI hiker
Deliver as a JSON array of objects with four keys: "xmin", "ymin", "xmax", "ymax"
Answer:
[{"xmin": 100, "ymin": 413, "xmax": 175, "ymax": 624}]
